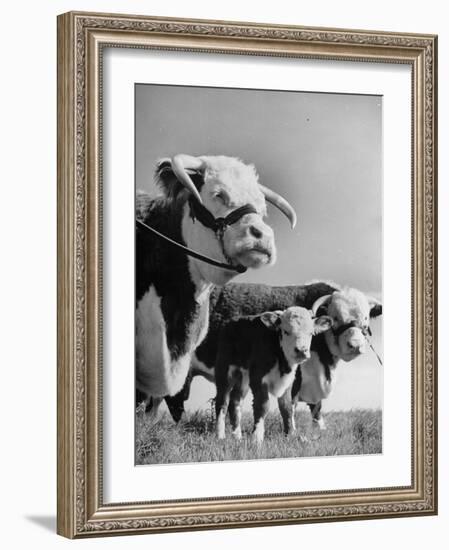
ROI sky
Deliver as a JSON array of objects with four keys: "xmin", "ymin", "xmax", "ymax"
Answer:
[{"xmin": 135, "ymin": 84, "xmax": 383, "ymax": 412}]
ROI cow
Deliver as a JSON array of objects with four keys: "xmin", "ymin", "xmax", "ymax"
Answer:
[
  {"xmin": 214, "ymin": 307, "xmax": 333, "ymax": 443},
  {"xmin": 136, "ymin": 154, "xmax": 297, "ymax": 417}
]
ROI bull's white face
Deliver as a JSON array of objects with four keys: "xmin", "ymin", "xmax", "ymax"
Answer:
[
  {"xmin": 325, "ymin": 289, "xmax": 375, "ymax": 361},
  {"xmin": 184, "ymin": 157, "xmax": 276, "ymax": 285},
  {"xmin": 261, "ymin": 307, "xmax": 332, "ymax": 366}
]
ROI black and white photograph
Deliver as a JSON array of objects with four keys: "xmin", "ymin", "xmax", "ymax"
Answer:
[
  {"xmin": 51, "ymin": 7, "xmax": 438, "ymax": 540},
  {"xmin": 135, "ymin": 83, "xmax": 383, "ymax": 465}
]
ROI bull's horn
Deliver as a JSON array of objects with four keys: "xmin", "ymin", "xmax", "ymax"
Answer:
[
  {"xmin": 259, "ymin": 184, "xmax": 297, "ymax": 229},
  {"xmin": 311, "ymin": 294, "xmax": 332, "ymax": 317},
  {"xmin": 171, "ymin": 154, "xmax": 205, "ymax": 204}
]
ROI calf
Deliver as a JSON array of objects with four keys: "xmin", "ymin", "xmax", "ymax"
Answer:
[
  {"xmin": 277, "ymin": 287, "xmax": 382, "ymax": 437},
  {"xmin": 215, "ymin": 307, "xmax": 332, "ymax": 443}
]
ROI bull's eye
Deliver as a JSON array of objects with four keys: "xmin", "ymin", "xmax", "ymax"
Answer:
[{"xmin": 214, "ymin": 191, "xmax": 227, "ymax": 204}]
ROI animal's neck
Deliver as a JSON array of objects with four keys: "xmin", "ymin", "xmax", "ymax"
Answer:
[
  {"xmin": 275, "ymin": 340, "xmax": 294, "ymax": 375},
  {"xmin": 136, "ymin": 198, "xmax": 215, "ymax": 357},
  {"xmin": 310, "ymin": 332, "xmax": 340, "ymax": 382},
  {"xmin": 136, "ymin": 198, "xmax": 219, "ymax": 299},
  {"xmin": 323, "ymin": 330, "xmax": 341, "ymax": 364}
]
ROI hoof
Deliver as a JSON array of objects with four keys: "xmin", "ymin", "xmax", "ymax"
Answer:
[
  {"xmin": 313, "ymin": 418, "xmax": 326, "ymax": 430},
  {"xmin": 251, "ymin": 434, "xmax": 264, "ymax": 446},
  {"xmin": 231, "ymin": 429, "xmax": 242, "ymax": 441}
]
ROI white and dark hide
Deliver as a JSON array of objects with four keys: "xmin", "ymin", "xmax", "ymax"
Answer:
[
  {"xmin": 215, "ymin": 307, "xmax": 332, "ymax": 443},
  {"xmin": 277, "ymin": 287, "xmax": 382, "ymax": 437},
  {"xmin": 163, "ymin": 281, "xmax": 339, "ymax": 421},
  {"xmin": 136, "ymin": 154, "xmax": 296, "ymax": 412}
]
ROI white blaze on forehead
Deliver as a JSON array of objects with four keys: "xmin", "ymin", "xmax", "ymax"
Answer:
[
  {"xmin": 328, "ymin": 288, "xmax": 371, "ymax": 322},
  {"xmin": 279, "ymin": 307, "xmax": 315, "ymax": 334},
  {"xmin": 277, "ymin": 307, "xmax": 315, "ymax": 367},
  {"xmin": 201, "ymin": 156, "xmax": 266, "ymax": 214}
]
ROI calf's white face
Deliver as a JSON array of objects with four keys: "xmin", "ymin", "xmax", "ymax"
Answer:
[
  {"xmin": 261, "ymin": 307, "xmax": 333, "ymax": 365},
  {"xmin": 315, "ymin": 288, "xmax": 382, "ymax": 362}
]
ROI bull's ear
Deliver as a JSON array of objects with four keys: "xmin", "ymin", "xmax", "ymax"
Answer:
[
  {"xmin": 260, "ymin": 310, "xmax": 283, "ymax": 330},
  {"xmin": 313, "ymin": 315, "xmax": 333, "ymax": 334},
  {"xmin": 368, "ymin": 296, "xmax": 383, "ymax": 318}
]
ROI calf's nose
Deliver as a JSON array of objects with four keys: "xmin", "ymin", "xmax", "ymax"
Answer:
[
  {"xmin": 294, "ymin": 346, "xmax": 310, "ymax": 359},
  {"xmin": 347, "ymin": 340, "xmax": 363, "ymax": 353},
  {"xmin": 248, "ymin": 224, "xmax": 263, "ymax": 239}
]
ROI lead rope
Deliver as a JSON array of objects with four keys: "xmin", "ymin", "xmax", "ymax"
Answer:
[
  {"xmin": 136, "ymin": 219, "xmax": 247, "ymax": 273},
  {"xmin": 366, "ymin": 337, "xmax": 383, "ymax": 366}
]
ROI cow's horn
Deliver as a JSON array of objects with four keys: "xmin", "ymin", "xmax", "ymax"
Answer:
[
  {"xmin": 311, "ymin": 294, "xmax": 332, "ymax": 317},
  {"xmin": 171, "ymin": 154, "xmax": 205, "ymax": 204},
  {"xmin": 259, "ymin": 184, "xmax": 297, "ymax": 229}
]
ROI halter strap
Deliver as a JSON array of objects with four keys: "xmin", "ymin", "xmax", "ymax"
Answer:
[
  {"xmin": 188, "ymin": 199, "xmax": 258, "ymax": 232},
  {"xmin": 332, "ymin": 320, "xmax": 360, "ymax": 338}
]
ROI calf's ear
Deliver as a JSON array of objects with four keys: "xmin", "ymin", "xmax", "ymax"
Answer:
[
  {"xmin": 368, "ymin": 296, "xmax": 383, "ymax": 318},
  {"xmin": 313, "ymin": 315, "xmax": 333, "ymax": 334},
  {"xmin": 260, "ymin": 310, "xmax": 283, "ymax": 329}
]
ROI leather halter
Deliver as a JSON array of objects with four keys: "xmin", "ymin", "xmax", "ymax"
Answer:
[
  {"xmin": 188, "ymin": 199, "xmax": 257, "ymax": 234},
  {"xmin": 332, "ymin": 320, "xmax": 370, "ymax": 338},
  {"xmin": 137, "ymin": 199, "xmax": 259, "ymax": 273}
]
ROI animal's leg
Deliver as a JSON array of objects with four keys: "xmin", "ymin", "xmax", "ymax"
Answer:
[
  {"xmin": 145, "ymin": 396, "xmax": 163, "ymax": 424},
  {"xmin": 229, "ymin": 378, "xmax": 244, "ymax": 440},
  {"xmin": 136, "ymin": 388, "xmax": 149, "ymax": 412},
  {"xmin": 215, "ymin": 365, "xmax": 234, "ymax": 440},
  {"xmin": 278, "ymin": 389, "xmax": 296, "ymax": 435},
  {"xmin": 292, "ymin": 394, "xmax": 308, "ymax": 443},
  {"xmin": 308, "ymin": 402, "xmax": 325, "ymax": 430},
  {"xmin": 289, "ymin": 372, "xmax": 307, "ymax": 442},
  {"xmin": 215, "ymin": 386, "xmax": 233, "ymax": 440},
  {"xmin": 251, "ymin": 384, "xmax": 269, "ymax": 444},
  {"xmin": 164, "ymin": 370, "xmax": 193, "ymax": 423}
]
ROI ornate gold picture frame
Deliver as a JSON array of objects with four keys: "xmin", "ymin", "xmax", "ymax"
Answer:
[{"xmin": 57, "ymin": 11, "xmax": 437, "ymax": 538}]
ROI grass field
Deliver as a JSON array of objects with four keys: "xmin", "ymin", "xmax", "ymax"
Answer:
[{"xmin": 135, "ymin": 407, "xmax": 382, "ymax": 465}]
